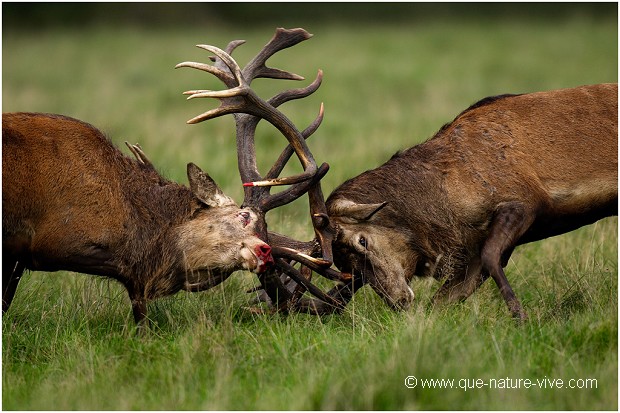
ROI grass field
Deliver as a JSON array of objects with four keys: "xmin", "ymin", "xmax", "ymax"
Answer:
[{"xmin": 2, "ymin": 9, "xmax": 618, "ymax": 410}]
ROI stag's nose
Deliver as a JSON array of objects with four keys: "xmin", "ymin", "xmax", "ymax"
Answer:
[
  {"xmin": 257, "ymin": 244, "xmax": 272, "ymax": 259},
  {"xmin": 389, "ymin": 287, "xmax": 415, "ymax": 311},
  {"xmin": 254, "ymin": 243, "xmax": 274, "ymax": 273}
]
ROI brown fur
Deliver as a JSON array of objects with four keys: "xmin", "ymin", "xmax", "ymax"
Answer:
[
  {"xmin": 325, "ymin": 83, "xmax": 617, "ymax": 317},
  {"xmin": 2, "ymin": 112, "xmax": 273, "ymax": 325}
]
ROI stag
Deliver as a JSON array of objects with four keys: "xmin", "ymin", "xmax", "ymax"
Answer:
[
  {"xmin": 309, "ymin": 83, "xmax": 618, "ymax": 318},
  {"xmin": 2, "ymin": 112, "xmax": 275, "ymax": 325}
]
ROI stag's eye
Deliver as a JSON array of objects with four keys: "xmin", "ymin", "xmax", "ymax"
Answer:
[
  {"xmin": 358, "ymin": 236, "xmax": 368, "ymax": 249},
  {"xmin": 239, "ymin": 211, "xmax": 251, "ymax": 227}
]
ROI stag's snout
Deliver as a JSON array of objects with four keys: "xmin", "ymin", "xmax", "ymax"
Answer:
[
  {"xmin": 366, "ymin": 269, "xmax": 415, "ymax": 311},
  {"xmin": 241, "ymin": 241, "xmax": 274, "ymax": 274},
  {"xmin": 387, "ymin": 286, "xmax": 415, "ymax": 311},
  {"xmin": 254, "ymin": 243, "xmax": 274, "ymax": 273},
  {"xmin": 361, "ymin": 265, "xmax": 416, "ymax": 311}
]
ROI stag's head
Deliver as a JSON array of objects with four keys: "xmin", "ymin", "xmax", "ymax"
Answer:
[
  {"xmin": 327, "ymin": 198, "xmax": 416, "ymax": 310},
  {"xmin": 124, "ymin": 142, "xmax": 274, "ymax": 287},
  {"xmin": 175, "ymin": 163, "xmax": 274, "ymax": 289}
]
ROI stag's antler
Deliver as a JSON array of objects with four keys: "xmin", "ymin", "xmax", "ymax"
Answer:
[{"xmin": 177, "ymin": 28, "xmax": 345, "ymax": 311}]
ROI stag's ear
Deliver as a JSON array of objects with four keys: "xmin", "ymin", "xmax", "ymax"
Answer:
[
  {"xmin": 329, "ymin": 199, "xmax": 388, "ymax": 222},
  {"xmin": 187, "ymin": 163, "xmax": 237, "ymax": 208}
]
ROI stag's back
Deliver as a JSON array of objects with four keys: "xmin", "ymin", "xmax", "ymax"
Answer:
[
  {"xmin": 3, "ymin": 113, "xmax": 127, "ymax": 222},
  {"xmin": 424, "ymin": 83, "xmax": 617, "ymax": 219},
  {"xmin": 2, "ymin": 113, "xmax": 149, "ymax": 271}
]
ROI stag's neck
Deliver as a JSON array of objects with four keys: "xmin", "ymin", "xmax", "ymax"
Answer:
[
  {"xmin": 329, "ymin": 148, "xmax": 470, "ymax": 271},
  {"xmin": 110, "ymin": 163, "xmax": 195, "ymax": 286}
]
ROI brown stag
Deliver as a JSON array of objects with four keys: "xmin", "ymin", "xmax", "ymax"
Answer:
[
  {"xmin": 2, "ymin": 112, "xmax": 275, "ymax": 325},
  {"xmin": 309, "ymin": 83, "xmax": 618, "ymax": 319}
]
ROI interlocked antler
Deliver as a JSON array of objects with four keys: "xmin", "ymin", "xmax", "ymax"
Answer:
[{"xmin": 177, "ymin": 28, "xmax": 345, "ymax": 311}]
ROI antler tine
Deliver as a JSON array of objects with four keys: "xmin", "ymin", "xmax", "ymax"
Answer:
[
  {"xmin": 308, "ymin": 184, "xmax": 335, "ymax": 263},
  {"xmin": 242, "ymin": 27, "xmax": 312, "ymax": 82},
  {"xmin": 125, "ymin": 142, "xmax": 154, "ymax": 169},
  {"xmin": 223, "ymin": 39, "xmax": 246, "ymax": 58},
  {"xmin": 196, "ymin": 44, "xmax": 245, "ymax": 85},
  {"xmin": 174, "ymin": 61, "xmax": 235, "ymax": 86},
  {"xmin": 269, "ymin": 70, "xmax": 323, "ymax": 109},
  {"xmin": 275, "ymin": 259, "xmax": 345, "ymax": 311},
  {"xmin": 302, "ymin": 102, "xmax": 325, "ymax": 140},
  {"xmin": 175, "ymin": 42, "xmax": 246, "ymax": 86},
  {"xmin": 260, "ymin": 162, "xmax": 329, "ymax": 211},
  {"xmin": 272, "ymin": 247, "xmax": 352, "ymax": 282},
  {"xmin": 265, "ymin": 103, "xmax": 324, "ymax": 181}
]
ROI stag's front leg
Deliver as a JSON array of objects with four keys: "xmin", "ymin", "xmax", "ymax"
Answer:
[
  {"xmin": 480, "ymin": 202, "xmax": 535, "ymax": 320},
  {"xmin": 431, "ymin": 257, "xmax": 488, "ymax": 306},
  {"xmin": 124, "ymin": 284, "xmax": 149, "ymax": 331},
  {"xmin": 2, "ymin": 257, "xmax": 25, "ymax": 313}
]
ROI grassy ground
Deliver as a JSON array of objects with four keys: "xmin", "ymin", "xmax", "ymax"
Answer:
[{"xmin": 3, "ymin": 12, "xmax": 618, "ymax": 410}]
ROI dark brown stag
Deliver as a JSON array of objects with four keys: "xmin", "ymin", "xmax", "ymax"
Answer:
[
  {"xmin": 176, "ymin": 28, "xmax": 349, "ymax": 311},
  {"xmin": 309, "ymin": 83, "xmax": 618, "ymax": 318},
  {"xmin": 2, "ymin": 112, "xmax": 274, "ymax": 325}
]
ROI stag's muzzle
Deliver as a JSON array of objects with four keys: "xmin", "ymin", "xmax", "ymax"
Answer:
[{"xmin": 254, "ymin": 244, "xmax": 274, "ymax": 273}]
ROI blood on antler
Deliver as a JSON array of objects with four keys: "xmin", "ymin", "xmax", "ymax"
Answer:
[{"xmin": 176, "ymin": 28, "xmax": 346, "ymax": 311}]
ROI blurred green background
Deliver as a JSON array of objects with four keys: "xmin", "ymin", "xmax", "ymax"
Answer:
[{"xmin": 2, "ymin": 3, "xmax": 617, "ymax": 410}]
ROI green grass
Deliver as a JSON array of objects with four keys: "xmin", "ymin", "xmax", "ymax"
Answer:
[{"xmin": 3, "ymin": 14, "xmax": 618, "ymax": 410}]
